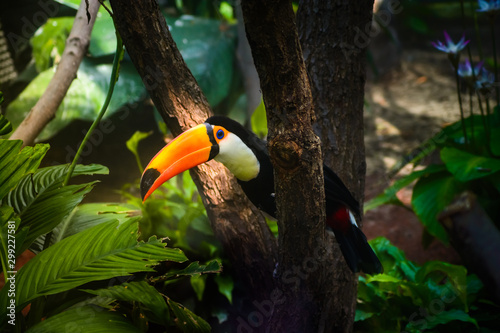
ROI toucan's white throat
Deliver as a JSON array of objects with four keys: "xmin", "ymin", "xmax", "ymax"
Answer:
[{"xmin": 214, "ymin": 132, "xmax": 260, "ymax": 181}]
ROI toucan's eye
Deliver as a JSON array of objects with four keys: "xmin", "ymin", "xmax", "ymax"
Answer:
[{"xmin": 216, "ymin": 129, "xmax": 225, "ymax": 140}]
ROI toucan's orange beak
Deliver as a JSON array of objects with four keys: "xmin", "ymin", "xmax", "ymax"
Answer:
[{"xmin": 140, "ymin": 123, "xmax": 218, "ymax": 202}]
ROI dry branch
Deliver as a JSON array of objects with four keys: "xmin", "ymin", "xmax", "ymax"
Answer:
[{"xmin": 10, "ymin": 0, "xmax": 100, "ymax": 146}]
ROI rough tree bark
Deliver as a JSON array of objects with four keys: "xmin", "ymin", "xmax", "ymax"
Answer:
[
  {"xmin": 108, "ymin": 0, "xmax": 277, "ymax": 304},
  {"xmin": 297, "ymin": 1, "xmax": 374, "ymax": 331},
  {"xmin": 9, "ymin": 0, "xmax": 100, "ymax": 146},
  {"xmin": 241, "ymin": 1, "xmax": 330, "ymax": 331}
]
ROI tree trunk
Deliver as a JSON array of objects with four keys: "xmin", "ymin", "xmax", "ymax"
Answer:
[
  {"xmin": 241, "ymin": 1, "xmax": 333, "ymax": 331},
  {"xmin": 297, "ymin": 1, "xmax": 374, "ymax": 331},
  {"xmin": 108, "ymin": 0, "xmax": 277, "ymax": 304}
]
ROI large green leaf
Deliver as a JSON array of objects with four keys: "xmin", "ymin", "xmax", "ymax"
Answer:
[
  {"xmin": 441, "ymin": 147, "xmax": 500, "ymax": 182},
  {"xmin": 405, "ymin": 309, "xmax": 477, "ymax": 332},
  {"xmin": 31, "ymin": 17, "xmax": 73, "ymax": 72},
  {"xmin": 83, "ymin": 280, "xmax": 170, "ymax": 326},
  {"xmin": 6, "ymin": 60, "xmax": 145, "ymax": 141},
  {"xmin": 51, "ymin": 202, "xmax": 139, "ymax": 243},
  {"xmin": 166, "ymin": 297, "xmax": 211, "ymax": 333},
  {"xmin": 412, "ymin": 170, "xmax": 466, "ymax": 244},
  {"xmin": 0, "ymin": 218, "xmax": 187, "ymax": 319},
  {"xmin": 5, "ymin": 164, "xmax": 108, "ymax": 253},
  {"xmin": 25, "ymin": 305, "xmax": 141, "ymax": 333},
  {"xmin": 364, "ymin": 164, "xmax": 446, "ymax": 212},
  {"xmin": 168, "ymin": 15, "xmax": 237, "ymax": 107},
  {"xmin": 89, "ymin": 8, "xmax": 118, "ymax": 57},
  {"xmin": 0, "ymin": 140, "xmax": 49, "ymax": 201}
]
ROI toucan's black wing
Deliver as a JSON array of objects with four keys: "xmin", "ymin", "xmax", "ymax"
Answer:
[{"xmin": 323, "ymin": 165, "xmax": 360, "ymax": 217}]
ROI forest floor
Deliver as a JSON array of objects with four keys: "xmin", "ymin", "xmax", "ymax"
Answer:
[{"xmin": 363, "ymin": 47, "xmax": 462, "ymax": 265}]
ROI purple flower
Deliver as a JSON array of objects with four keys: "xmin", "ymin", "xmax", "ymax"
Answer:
[
  {"xmin": 431, "ymin": 31, "xmax": 470, "ymax": 54},
  {"xmin": 457, "ymin": 59, "xmax": 484, "ymax": 78},
  {"xmin": 477, "ymin": 0, "xmax": 500, "ymax": 13},
  {"xmin": 475, "ymin": 67, "xmax": 495, "ymax": 92}
]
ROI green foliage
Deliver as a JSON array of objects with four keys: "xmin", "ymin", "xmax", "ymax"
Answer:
[
  {"xmin": 25, "ymin": 305, "xmax": 141, "ymax": 333},
  {"xmin": 124, "ymin": 131, "xmax": 234, "ymax": 306},
  {"xmin": 31, "ymin": 17, "xmax": 73, "ymax": 72},
  {"xmin": 251, "ymin": 97, "xmax": 268, "ymax": 139},
  {"xmin": 355, "ymin": 238, "xmax": 498, "ymax": 333},
  {"xmin": 6, "ymin": 164, "xmax": 108, "ymax": 254},
  {"xmin": 167, "ymin": 15, "xmax": 237, "ymax": 108},
  {"xmin": 6, "ymin": 59, "xmax": 145, "ymax": 141},
  {"xmin": 8, "ymin": 4, "xmax": 238, "ymax": 142},
  {"xmin": 126, "ymin": 131, "xmax": 153, "ymax": 173},
  {"xmin": 0, "ymin": 143, "xmax": 215, "ymax": 331},
  {"xmin": 366, "ymin": 110, "xmax": 500, "ymax": 244},
  {"xmin": 0, "ymin": 92, "xmax": 12, "ymax": 136}
]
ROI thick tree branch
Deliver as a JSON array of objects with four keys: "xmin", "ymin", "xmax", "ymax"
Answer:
[
  {"xmin": 297, "ymin": 1, "xmax": 374, "ymax": 331},
  {"xmin": 108, "ymin": 0, "xmax": 277, "ymax": 303},
  {"xmin": 9, "ymin": 0, "xmax": 100, "ymax": 146},
  {"xmin": 439, "ymin": 192, "xmax": 500, "ymax": 303},
  {"xmin": 241, "ymin": 1, "xmax": 328, "ymax": 331}
]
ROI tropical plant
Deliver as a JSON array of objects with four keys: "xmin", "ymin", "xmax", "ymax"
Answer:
[
  {"xmin": 363, "ymin": 2, "xmax": 500, "ymax": 331},
  {"xmin": 365, "ymin": 0, "xmax": 500, "ymax": 246},
  {"xmin": 0, "ymin": 115, "xmax": 219, "ymax": 332},
  {"xmin": 355, "ymin": 238, "xmax": 499, "ymax": 332}
]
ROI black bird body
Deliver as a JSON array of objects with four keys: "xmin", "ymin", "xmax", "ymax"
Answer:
[
  {"xmin": 206, "ymin": 116, "xmax": 382, "ymax": 274},
  {"xmin": 141, "ymin": 116, "xmax": 382, "ymax": 274}
]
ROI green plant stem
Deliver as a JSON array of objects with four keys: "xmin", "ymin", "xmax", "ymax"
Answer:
[
  {"xmin": 490, "ymin": 15, "xmax": 500, "ymax": 106},
  {"xmin": 468, "ymin": 91, "xmax": 475, "ymax": 149},
  {"xmin": 62, "ymin": 32, "xmax": 124, "ymax": 186},
  {"xmin": 477, "ymin": 92, "xmax": 493, "ymax": 156},
  {"xmin": 454, "ymin": 69, "xmax": 469, "ymax": 146}
]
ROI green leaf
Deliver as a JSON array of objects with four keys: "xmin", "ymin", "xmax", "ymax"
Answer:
[
  {"xmin": 126, "ymin": 131, "xmax": 153, "ymax": 173},
  {"xmin": 369, "ymin": 237, "xmax": 418, "ymax": 281},
  {"xmin": 89, "ymin": 8, "xmax": 118, "ymax": 57},
  {"xmin": 190, "ymin": 274, "xmax": 207, "ymax": 301},
  {"xmin": 51, "ymin": 202, "xmax": 139, "ymax": 243},
  {"xmin": 0, "ymin": 218, "xmax": 187, "ymax": 320},
  {"xmin": 6, "ymin": 60, "xmax": 145, "ymax": 141},
  {"xmin": 31, "ymin": 17, "xmax": 73, "ymax": 72},
  {"xmin": 412, "ymin": 170, "xmax": 466, "ymax": 244},
  {"xmin": 0, "ymin": 140, "xmax": 49, "ymax": 201},
  {"xmin": 214, "ymin": 273, "xmax": 234, "ymax": 304},
  {"xmin": 416, "ymin": 261, "xmax": 468, "ymax": 308},
  {"xmin": 25, "ymin": 305, "xmax": 141, "ymax": 333},
  {"xmin": 405, "ymin": 309, "xmax": 477, "ymax": 331},
  {"xmin": 82, "ymin": 280, "xmax": 170, "ymax": 325},
  {"xmin": 167, "ymin": 297, "xmax": 211, "ymax": 333},
  {"xmin": 251, "ymin": 98, "xmax": 267, "ymax": 139},
  {"xmin": 0, "ymin": 114, "xmax": 12, "ymax": 136},
  {"xmin": 167, "ymin": 15, "xmax": 237, "ymax": 107},
  {"xmin": 5, "ymin": 164, "xmax": 108, "ymax": 253},
  {"xmin": 364, "ymin": 164, "xmax": 446, "ymax": 212},
  {"xmin": 159, "ymin": 260, "xmax": 222, "ymax": 280},
  {"xmin": 441, "ymin": 147, "xmax": 500, "ymax": 182}
]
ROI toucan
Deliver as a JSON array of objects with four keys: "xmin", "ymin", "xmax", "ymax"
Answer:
[{"xmin": 140, "ymin": 116, "xmax": 382, "ymax": 274}]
